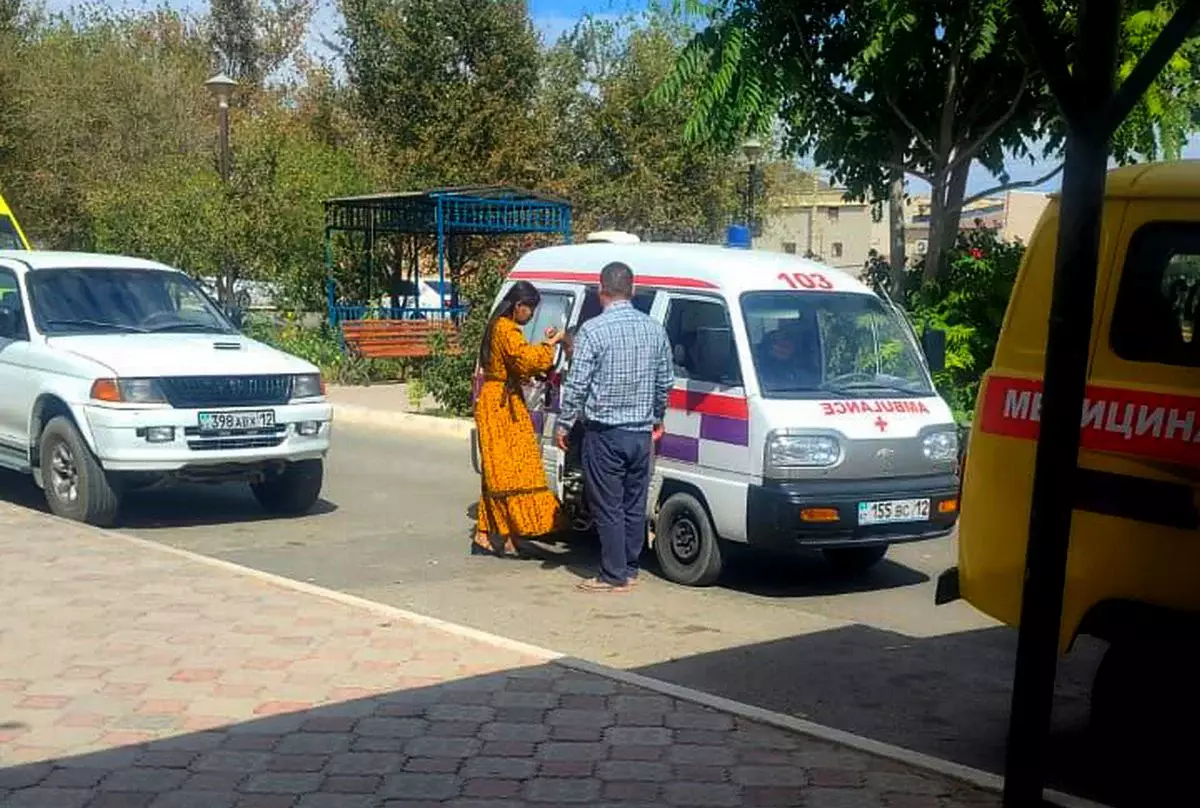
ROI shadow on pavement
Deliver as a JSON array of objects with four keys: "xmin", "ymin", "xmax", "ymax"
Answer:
[
  {"xmin": 631, "ymin": 623, "xmax": 1190, "ymax": 807},
  {"xmin": 0, "ymin": 663, "xmax": 999, "ymax": 808},
  {"xmin": 0, "ymin": 469, "xmax": 339, "ymax": 529}
]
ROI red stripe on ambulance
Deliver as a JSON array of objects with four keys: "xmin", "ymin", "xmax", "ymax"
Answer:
[
  {"xmin": 668, "ymin": 388, "xmax": 749, "ymax": 420},
  {"xmin": 978, "ymin": 375, "xmax": 1200, "ymax": 466}
]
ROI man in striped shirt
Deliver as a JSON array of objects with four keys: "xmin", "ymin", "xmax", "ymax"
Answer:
[{"xmin": 556, "ymin": 262, "xmax": 674, "ymax": 592}]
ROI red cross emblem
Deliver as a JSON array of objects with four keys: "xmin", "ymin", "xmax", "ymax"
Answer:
[{"xmin": 874, "ymin": 416, "xmax": 888, "ymax": 432}]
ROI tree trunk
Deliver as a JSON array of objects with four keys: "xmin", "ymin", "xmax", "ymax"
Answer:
[
  {"xmin": 939, "ymin": 159, "xmax": 971, "ymax": 259},
  {"xmin": 922, "ymin": 158, "xmax": 971, "ymax": 284},
  {"xmin": 888, "ymin": 165, "xmax": 907, "ymax": 300},
  {"xmin": 922, "ymin": 168, "xmax": 948, "ymax": 286}
]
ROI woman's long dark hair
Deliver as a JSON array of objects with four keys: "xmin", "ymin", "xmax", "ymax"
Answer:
[{"xmin": 479, "ymin": 280, "xmax": 541, "ymax": 369}]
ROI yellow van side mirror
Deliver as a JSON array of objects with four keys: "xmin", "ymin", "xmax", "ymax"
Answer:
[{"xmin": 921, "ymin": 327, "xmax": 947, "ymax": 372}]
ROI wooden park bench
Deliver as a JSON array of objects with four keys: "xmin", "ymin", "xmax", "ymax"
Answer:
[{"xmin": 340, "ymin": 319, "xmax": 461, "ymax": 359}]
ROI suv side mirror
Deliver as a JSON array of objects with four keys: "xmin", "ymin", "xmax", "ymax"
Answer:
[{"xmin": 921, "ymin": 326, "xmax": 947, "ymax": 373}]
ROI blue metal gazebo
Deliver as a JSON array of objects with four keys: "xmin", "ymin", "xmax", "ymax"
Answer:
[{"xmin": 322, "ymin": 186, "xmax": 573, "ymax": 327}]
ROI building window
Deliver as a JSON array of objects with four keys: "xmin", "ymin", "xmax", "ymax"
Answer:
[
  {"xmin": 827, "ymin": 207, "xmax": 839, "ymax": 222},
  {"xmin": 782, "ymin": 242, "xmax": 797, "ymax": 255},
  {"xmin": 1111, "ymin": 222, "xmax": 1200, "ymax": 365},
  {"xmin": 831, "ymin": 242, "xmax": 843, "ymax": 259}
]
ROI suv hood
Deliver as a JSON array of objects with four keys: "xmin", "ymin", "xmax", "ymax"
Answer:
[{"xmin": 47, "ymin": 333, "xmax": 316, "ymax": 377}]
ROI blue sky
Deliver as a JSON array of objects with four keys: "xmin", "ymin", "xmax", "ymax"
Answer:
[{"xmin": 44, "ymin": 0, "xmax": 1200, "ymax": 197}]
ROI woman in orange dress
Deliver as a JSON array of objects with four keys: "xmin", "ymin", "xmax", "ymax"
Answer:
[{"xmin": 473, "ymin": 281, "xmax": 566, "ymax": 557}]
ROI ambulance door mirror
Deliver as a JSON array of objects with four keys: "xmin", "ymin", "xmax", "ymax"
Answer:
[{"xmin": 921, "ymin": 327, "xmax": 947, "ymax": 372}]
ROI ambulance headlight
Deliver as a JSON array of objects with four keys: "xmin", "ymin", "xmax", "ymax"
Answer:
[
  {"xmin": 922, "ymin": 429, "xmax": 958, "ymax": 463},
  {"xmin": 765, "ymin": 432, "xmax": 841, "ymax": 470}
]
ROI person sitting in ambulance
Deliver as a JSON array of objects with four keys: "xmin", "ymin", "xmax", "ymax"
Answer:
[{"xmin": 756, "ymin": 327, "xmax": 819, "ymax": 391}]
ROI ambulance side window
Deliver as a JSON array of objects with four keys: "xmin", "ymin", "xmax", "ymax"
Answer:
[
  {"xmin": 1111, "ymin": 222, "xmax": 1200, "ymax": 367},
  {"xmin": 577, "ymin": 287, "xmax": 657, "ymax": 328},
  {"xmin": 521, "ymin": 291, "xmax": 574, "ymax": 344},
  {"xmin": 664, "ymin": 297, "xmax": 742, "ymax": 386}
]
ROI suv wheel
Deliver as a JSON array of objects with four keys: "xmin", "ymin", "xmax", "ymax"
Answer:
[
  {"xmin": 251, "ymin": 459, "xmax": 324, "ymax": 515},
  {"xmin": 39, "ymin": 416, "xmax": 121, "ymax": 527}
]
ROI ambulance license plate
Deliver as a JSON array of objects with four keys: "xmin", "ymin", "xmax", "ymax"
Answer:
[{"xmin": 857, "ymin": 498, "xmax": 930, "ymax": 525}]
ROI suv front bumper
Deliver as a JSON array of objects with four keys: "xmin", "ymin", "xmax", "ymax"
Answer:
[{"xmin": 83, "ymin": 401, "xmax": 333, "ymax": 472}]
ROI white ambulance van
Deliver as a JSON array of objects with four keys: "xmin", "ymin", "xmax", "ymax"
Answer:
[{"xmin": 470, "ymin": 232, "xmax": 961, "ymax": 586}]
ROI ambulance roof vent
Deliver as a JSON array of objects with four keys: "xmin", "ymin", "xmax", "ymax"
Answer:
[{"xmin": 585, "ymin": 230, "xmax": 641, "ymax": 244}]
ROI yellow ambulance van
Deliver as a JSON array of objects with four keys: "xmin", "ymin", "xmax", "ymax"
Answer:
[{"xmin": 937, "ymin": 160, "xmax": 1200, "ymax": 734}]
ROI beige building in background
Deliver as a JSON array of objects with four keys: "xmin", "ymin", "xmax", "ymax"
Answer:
[
  {"xmin": 755, "ymin": 175, "xmax": 1051, "ymax": 272},
  {"xmin": 905, "ymin": 190, "xmax": 1051, "ymax": 260},
  {"xmin": 753, "ymin": 176, "xmax": 882, "ymax": 271}
]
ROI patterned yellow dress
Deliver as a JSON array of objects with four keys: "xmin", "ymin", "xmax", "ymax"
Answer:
[{"xmin": 474, "ymin": 317, "xmax": 562, "ymax": 553}]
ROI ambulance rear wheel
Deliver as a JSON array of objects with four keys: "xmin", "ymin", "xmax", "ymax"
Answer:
[
  {"xmin": 655, "ymin": 492, "xmax": 723, "ymax": 587},
  {"xmin": 823, "ymin": 545, "xmax": 888, "ymax": 574}
]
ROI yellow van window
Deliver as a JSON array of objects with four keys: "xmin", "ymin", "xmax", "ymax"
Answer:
[
  {"xmin": 0, "ymin": 216, "xmax": 21, "ymax": 250},
  {"xmin": 1111, "ymin": 222, "xmax": 1200, "ymax": 366}
]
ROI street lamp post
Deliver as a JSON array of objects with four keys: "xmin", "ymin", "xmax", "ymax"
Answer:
[
  {"xmin": 742, "ymin": 137, "xmax": 763, "ymax": 234},
  {"xmin": 204, "ymin": 72, "xmax": 237, "ymax": 310},
  {"xmin": 204, "ymin": 72, "xmax": 237, "ymax": 183}
]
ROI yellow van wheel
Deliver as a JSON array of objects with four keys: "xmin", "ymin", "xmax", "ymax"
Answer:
[{"xmin": 1091, "ymin": 638, "xmax": 1197, "ymax": 747}]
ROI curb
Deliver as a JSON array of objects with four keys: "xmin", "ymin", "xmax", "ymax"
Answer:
[
  {"xmin": 49, "ymin": 510, "xmax": 1108, "ymax": 808},
  {"xmin": 332, "ymin": 403, "xmax": 473, "ymax": 440}
]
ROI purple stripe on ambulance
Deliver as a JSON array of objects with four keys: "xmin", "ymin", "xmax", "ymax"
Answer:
[
  {"xmin": 530, "ymin": 410, "xmax": 545, "ymax": 435},
  {"xmin": 657, "ymin": 434, "xmax": 700, "ymax": 463},
  {"xmin": 699, "ymin": 413, "xmax": 749, "ymax": 446}
]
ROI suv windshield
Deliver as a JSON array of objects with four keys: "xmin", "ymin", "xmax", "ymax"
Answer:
[
  {"xmin": 26, "ymin": 267, "xmax": 236, "ymax": 336},
  {"xmin": 741, "ymin": 291, "xmax": 933, "ymax": 399}
]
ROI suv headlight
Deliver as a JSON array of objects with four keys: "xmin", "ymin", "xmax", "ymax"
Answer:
[
  {"xmin": 90, "ymin": 377, "xmax": 168, "ymax": 404},
  {"xmin": 922, "ymin": 429, "xmax": 958, "ymax": 462},
  {"xmin": 766, "ymin": 433, "xmax": 841, "ymax": 469},
  {"xmin": 292, "ymin": 373, "xmax": 325, "ymax": 399}
]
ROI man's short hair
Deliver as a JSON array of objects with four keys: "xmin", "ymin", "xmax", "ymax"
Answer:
[{"xmin": 600, "ymin": 262, "xmax": 634, "ymax": 299}]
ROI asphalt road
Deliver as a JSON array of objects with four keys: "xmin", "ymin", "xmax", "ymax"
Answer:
[{"xmin": 1, "ymin": 424, "xmax": 1122, "ymax": 803}]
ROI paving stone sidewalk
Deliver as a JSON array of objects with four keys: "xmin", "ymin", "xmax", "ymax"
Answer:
[{"xmin": 0, "ymin": 503, "xmax": 998, "ymax": 807}]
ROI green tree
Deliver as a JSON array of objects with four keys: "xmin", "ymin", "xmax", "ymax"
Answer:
[
  {"xmin": 86, "ymin": 104, "xmax": 376, "ymax": 311},
  {"xmin": 1, "ymin": 4, "xmax": 212, "ymax": 248},
  {"xmin": 207, "ymin": 0, "xmax": 315, "ymax": 86},
  {"xmin": 540, "ymin": 10, "xmax": 743, "ymax": 241},
  {"xmin": 337, "ymin": 0, "xmax": 544, "ymax": 187}
]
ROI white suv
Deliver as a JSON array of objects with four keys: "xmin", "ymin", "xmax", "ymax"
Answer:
[{"xmin": 0, "ymin": 251, "xmax": 333, "ymax": 526}]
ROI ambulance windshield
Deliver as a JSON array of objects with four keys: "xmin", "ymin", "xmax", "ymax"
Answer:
[{"xmin": 741, "ymin": 291, "xmax": 933, "ymax": 399}]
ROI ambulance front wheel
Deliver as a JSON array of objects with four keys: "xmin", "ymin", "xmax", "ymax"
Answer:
[
  {"xmin": 823, "ymin": 545, "xmax": 888, "ymax": 574},
  {"xmin": 655, "ymin": 492, "xmax": 724, "ymax": 587}
]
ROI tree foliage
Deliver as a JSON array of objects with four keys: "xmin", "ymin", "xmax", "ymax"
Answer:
[
  {"xmin": 661, "ymin": 0, "xmax": 1200, "ymax": 285},
  {"xmin": 539, "ymin": 11, "xmax": 743, "ymax": 241},
  {"xmin": 338, "ymin": 0, "xmax": 545, "ymax": 187}
]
